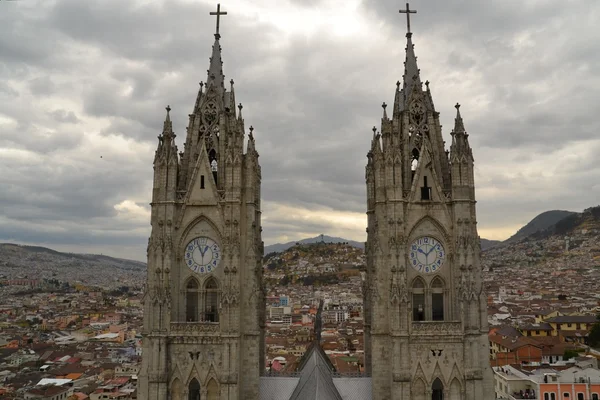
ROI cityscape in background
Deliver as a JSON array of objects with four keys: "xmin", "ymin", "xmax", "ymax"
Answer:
[{"xmin": 0, "ymin": 206, "xmax": 599, "ymax": 399}]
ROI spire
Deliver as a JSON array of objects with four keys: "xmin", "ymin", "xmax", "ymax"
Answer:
[
  {"xmin": 453, "ymin": 103, "xmax": 466, "ymax": 134},
  {"xmin": 450, "ymin": 103, "xmax": 472, "ymax": 159},
  {"xmin": 207, "ymin": 35, "xmax": 225, "ymax": 90},
  {"xmin": 382, "ymin": 102, "xmax": 388, "ymax": 119},
  {"xmin": 163, "ymin": 105, "xmax": 173, "ymax": 136},
  {"xmin": 402, "ymin": 32, "xmax": 421, "ymax": 97}
]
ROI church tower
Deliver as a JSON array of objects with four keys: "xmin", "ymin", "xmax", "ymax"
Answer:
[
  {"xmin": 138, "ymin": 5, "xmax": 265, "ymax": 400},
  {"xmin": 364, "ymin": 5, "xmax": 494, "ymax": 400}
]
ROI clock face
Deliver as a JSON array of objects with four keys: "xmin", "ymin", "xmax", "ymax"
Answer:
[
  {"xmin": 184, "ymin": 237, "xmax": 221, "ymax": 274},
  {"xmin": 409, "ymin": 236, "xmax": 445, "ymax": 274}
]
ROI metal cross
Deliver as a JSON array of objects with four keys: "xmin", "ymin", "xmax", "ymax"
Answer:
[
  {"xmin": 210, "ymin": 3, "xmax": 228, "ymax": 38},
  {"xmin": 399, "ymin": 3, "xmax": 417, "ymax": 34}
]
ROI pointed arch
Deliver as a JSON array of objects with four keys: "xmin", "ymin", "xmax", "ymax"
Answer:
[
  {"xmin": 177, "ymin": 216, "xmax": 223, "ymax": 251},
  {"xmin": 206, "ymin": 378, "xmax": 219, "ymax": 400},
  {"xmin": 186, "ymin": 278, "xmax": 200, "ymax": 322},
  {"xmin": 412, "ymin": 277, "xmax": 426, "ymax": 321},
  {"xmin": 188, "ymin": 377, "xmax": 201, "ymax": 400},
  {"xmin": 411, "ymin": 377, "xmax": 426, "ymax": 400},
  {"xmin": 432, "ymin": 377, "xmax": 444, "ymax": 400},
  {"xmin": 203, "ymin": 277, "xmax": 219, "ymax": 322},
  {"xmin": 431, "ymin": 276, "xmax": 445, "ymax": 321},
  {"xmin": 407, "ymin": 215, "xmax": 450, "ymax": 245},
  {"xmin": 171, "ymin": 377, "xmax": 183, "ymax": 400},
  {"xmin": 449, "ymin": 378, "xmax": 461, "ymax": 400}
]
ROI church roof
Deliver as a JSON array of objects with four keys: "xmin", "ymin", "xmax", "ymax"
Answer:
[{"xmin": 288, "ymin": 341, "xmax": 343, "ymax": 400}]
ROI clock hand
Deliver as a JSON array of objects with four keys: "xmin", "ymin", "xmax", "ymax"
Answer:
[{"xmin": 417, "ymin": 248, "xmax": 427, "ymax": 255}]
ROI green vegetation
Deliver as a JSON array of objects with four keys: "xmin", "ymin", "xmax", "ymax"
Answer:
[{"xmin": 588, "ymin": 314, "xmax": 600, "ymax": 348}]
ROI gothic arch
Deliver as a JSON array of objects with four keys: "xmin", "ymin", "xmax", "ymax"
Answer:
[
  {"xmin": 407, "ymin": 215, "xmax": 450, "ymax": 245},
  {"xmin": 206, "ymin": 378, "xmax": 219, "ymax": 400},
  {"xmin": 411, "ymin": 377, "xmax": 426, "ymax": 400},
  {"xmin": 432, "ymin": 377, "xmax": 444, "ymax": 400},
  {"xmin": 412, "ymin": 277, "xmax": 426, "ymax": 321},
  {"xmin": 188, "ymin": 377, "xmax": 201, "ymax": 400},
  {"xmin": 177, "ymin": 215, "xmax": 223, "ymax": 252},
  {"xmin": 203, "ymin": 277, "xmax": 220, "ymax": 322},
  {"xmin": 171, "ymin": 377, "xmax": 183, "ymax": 400},
  {"xmin": 431, "ymin": 276, "xmax": 445, "ymax": 321},
  {"xmin": 185, "ymin": 278, "xmax": 200, "ymax": 322},
  {"xmin": 449, "ymin": 377, "xmax": 462, "ymax": 400}
]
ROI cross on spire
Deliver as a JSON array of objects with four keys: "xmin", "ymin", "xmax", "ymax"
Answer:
[
  {"xmin": 399, "ymin": 3, "xmax": 417, "ymax": 34},
  {"xmin": 210, "ymin": 3, "xmax": 228, "ymax": 39}
]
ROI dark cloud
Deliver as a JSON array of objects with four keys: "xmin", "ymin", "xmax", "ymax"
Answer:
[{"xmin": 1, "ymin": 0, "xmax": 599, "ymax": 257}]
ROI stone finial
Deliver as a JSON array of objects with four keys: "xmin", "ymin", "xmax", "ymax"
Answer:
[{"xmin": 455, "ymin": 103, "xmax": 461, "ymax": 110}]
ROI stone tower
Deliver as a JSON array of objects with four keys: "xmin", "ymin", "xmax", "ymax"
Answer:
[
  {"xmin": 138, "ymin": 9, "xmax": 264, "ymax": 400},
  {"xmin": 364, "ymin": 9, "xmax": 494, "ymax": 400}
]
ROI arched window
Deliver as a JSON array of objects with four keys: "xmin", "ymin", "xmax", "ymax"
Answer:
[
  {"xmin": 431, "ymin": 277, "xmax": 444, "ymax": 321},
  {"xmin": 412, "ymin": 278, "xmax": 425, "ymax": 321},
  {"xmin": 186, "ymin": 279, "xmax": 199, "ymax": 322},
  {"xmin": 171, "ymin": 378, "xmax": 183, "ymax": 400},
  {"xmin": 188, "ymin": 378, "xmax": 200, "ymax": 400},
  {"xmin": 209, "ymin": 149, "xmax": 218, "ymax": 185},
  {"xmin": 204, "ymin": 278, "xmax": 219, "ymax": 322},
  {"xmin": 207, "ymin": 379, "xmax": 219, "ymax": 400},
  {"xmin": 432, "ymin": 378, "xmax": 444, "ymax": 400}
]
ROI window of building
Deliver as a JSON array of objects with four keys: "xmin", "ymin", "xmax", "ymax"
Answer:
[
  {"xmin": 564, "ymin": 393, "xmax": 570, "ymax": 398},
  {"xmin": 186, "ymin": 279, "xmax": 199, "ymax": 322},
  {"xmin": 545, "ymin": 394, "xmax": 550, "ymax": 400},
  {"xmin": 204, "ymin": 278, "xmax": 219, "ymax": 322},
  {"xmin": 201, "ymin": 175, "xmax": 205, "ymax": 189},
  {"xmin": 421, "ymin": 176, "xmax": 432, "ymax": 200},
  {"xmin": 591, "ymin": 393, "xmax": 599, "ymax": 400},
  {"xmin": 412, "ymin": 278, "xmax": 425, "ymax": 321},
  {"xmin": 431, "ymin": 378, "xmax": 443, "ymax": 400},
  {"xmin": 188, "ymin": 378, "xmax": 201, "ymax": 400},
  {"xmin": 577, "ymin": 393, "xmax": 584, "ymax": 400},
  {"xmin": 551, "ymin": 394, "xmax": 556, "ymax": 400},
  {"xmin": 431, "ymin": 277, "xmax": 444, "ymax": 321}
]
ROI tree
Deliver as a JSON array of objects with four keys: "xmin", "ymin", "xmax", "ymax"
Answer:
[
  {"xmin": 563, "ymin": 349, "xmax": 580, "ymax": 360},
  {"xmin": 588, "ymin": 314, "xmax": 600, "ymax": 348}
]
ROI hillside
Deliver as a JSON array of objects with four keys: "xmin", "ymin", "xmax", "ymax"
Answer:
[
  {"xmin": 480, "ymin": 238, "xmax": 501, "ymax": 250},
  {"xmin": 0, "ymin": 243, "xmax": 146, "ymax": 288},
  {"xmin": 264, "ymin": 235, "xmax": 364, "ymax": 254},
  {"xmin": 263, "ymin": 242, "xmax": 365, "ymax": 288},
  {"xmin": 504, "ymin": 210, "xmax": 577, "ymax": 244},
  {"xmin": 482, "ymin": 206, "xmax": 600, "ymax": 269}
]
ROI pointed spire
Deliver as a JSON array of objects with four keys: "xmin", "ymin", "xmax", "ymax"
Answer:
[
  {"xmin": 207, "ymin": 36, "xmax": 225, "ymax": 90},
  {"xmin": 162, "ymin": 105, "xmax": 174, "ymax": 137},
  {"xmin": 193, "ymin": 81, "xmax": 204, "ymax": 113},
  {"xmin": 450, "ymin": 103, "xmax": 472, "ymax": 160},
  {"xmin": 453, "ymin": 103, "xmax": 466, "ymax": 134},
  {"xmin": 402, "ymin": 33, "xmax": 422, "ymax": 95}
]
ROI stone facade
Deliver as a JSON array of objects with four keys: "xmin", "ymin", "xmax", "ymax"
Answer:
[
  {"xmin": 364, "ymin": 31, "xmax": 495, "ymax": 400},
  {"xmin": 137, "ymin": 32, "xmax": 264, "ymax": 400}
]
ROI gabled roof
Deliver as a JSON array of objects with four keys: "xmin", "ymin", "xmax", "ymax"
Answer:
[{"xmin": 288, "ymin": 342, "xmax": 343, "ymax": 400}]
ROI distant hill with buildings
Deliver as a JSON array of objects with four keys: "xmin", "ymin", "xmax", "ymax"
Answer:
[
  {"xmin": 504, "ymin": 210, "xmax": 578, "ymax": 244},
  {"xmin": 0, "ymin": 243, "xmax": 146, "ymax": 288},
  {"xmin": 264, "ymin": 235, "xmax": 365, "ymax": 254}
]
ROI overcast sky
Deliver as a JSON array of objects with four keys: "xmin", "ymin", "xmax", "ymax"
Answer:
[{"xmin": 1, "ymin": 0, "xmax": 599, "ymax": 261}]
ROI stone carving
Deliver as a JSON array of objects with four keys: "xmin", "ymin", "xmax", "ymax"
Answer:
[
  {"xmin": 170, "ymin": 322, "xmax": 220, "ymax": 335},
  {"xmin": 411, "ymin": 322, "xmax": 462, "ymax": 335}
]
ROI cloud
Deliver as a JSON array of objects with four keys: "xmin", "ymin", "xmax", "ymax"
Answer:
[{"xmin": 1, "ymin": 0, "xmax": 599, "ymax": 261}]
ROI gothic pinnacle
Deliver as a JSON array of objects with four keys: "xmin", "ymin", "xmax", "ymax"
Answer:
[
  {"xmin": 165, "ymin": 105, "xmax": 171, "ymax": 121},
  {"xmin": 382, "ymin": 102, "xmax": 388, "ymax": 119}
]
